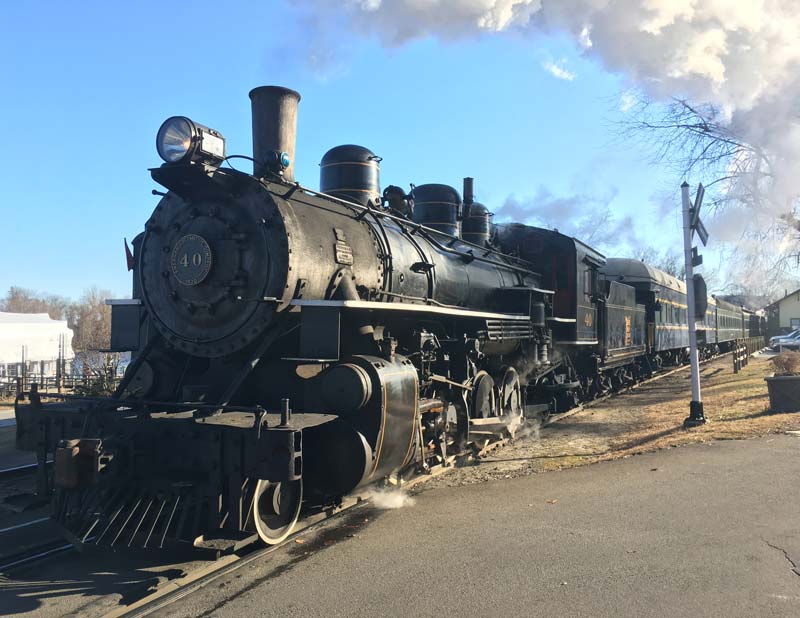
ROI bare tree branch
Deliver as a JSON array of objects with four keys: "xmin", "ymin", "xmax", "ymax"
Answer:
[{"xmin": 617, "ymin": 92, "xmax": 799, "ymax": 300}]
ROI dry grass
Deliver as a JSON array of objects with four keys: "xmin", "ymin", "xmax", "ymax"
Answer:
[
  {"xmin": 771, "ymin": 350, "xmax": 800, "ymax": 376},
  {"xmin": 425, "ymin": 353, "xmax": 799, "ymax": 488},
  {"xmin": 593, "ymin": 355, "xmax": 796, "ymax": 458}
]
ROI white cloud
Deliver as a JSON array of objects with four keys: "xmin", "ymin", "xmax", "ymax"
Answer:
[
  {"xmin": 541, "ymin": 59, "xmax": 575, "ymax": 81},
  {"xmin": 619, "ymin": 90, "xmax": 637, "ymax": 112},
  {"xmin": 295, "ymin": 0, "xmax": 800, "ymax": 212},
  {"xmin": 579, "ymin": 26, "xmax": 592, "ymax": 48}
]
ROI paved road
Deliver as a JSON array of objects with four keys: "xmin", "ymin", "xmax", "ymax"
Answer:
[{"xmin": 154, "ymin": 435, "xmax": 800, "ymax": 618}]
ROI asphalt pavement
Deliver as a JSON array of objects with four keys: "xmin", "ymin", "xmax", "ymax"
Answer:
[{"xmin": 142, "ymin": 434, "xmax": 800, "ymax": 618}]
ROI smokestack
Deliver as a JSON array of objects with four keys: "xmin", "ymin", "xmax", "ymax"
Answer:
[
  {"xmin": 249, "ymin": 86, "xmax": 301, "ymax": 182},
  {"xmin": 463, "ymin": 177, "xmax": 474, "ymax": 205}
]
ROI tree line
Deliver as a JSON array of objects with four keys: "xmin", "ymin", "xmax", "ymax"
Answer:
[{"xmin": 1, "ymin": 286, "xmax": 119, "ymax": 383}]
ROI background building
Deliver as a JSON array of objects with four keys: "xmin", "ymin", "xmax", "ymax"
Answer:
[
  {"xmin": 765, "ymin": 289, "xmax": 800, "ymax": 336},
  {"xmin": 0, "ymin": 312, "xmax": 74, "ymax": 379}
]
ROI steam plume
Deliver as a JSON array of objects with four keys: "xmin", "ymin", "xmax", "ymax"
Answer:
[
  {"xmin": 364, "ymin": 487, "xmax": 416, "ymax": 509},
  {"xmin": 296, "ymin": 0, "xmax": 800, "ymax": 212}
]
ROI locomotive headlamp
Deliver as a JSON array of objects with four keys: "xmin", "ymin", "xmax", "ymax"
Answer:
[{"xmin": 156, "ymin": 116, "xmax": 226, "ymax": 165}]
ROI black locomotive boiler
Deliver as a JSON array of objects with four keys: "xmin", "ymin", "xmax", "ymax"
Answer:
[
  {"xmin": 16, "ymin": 87, "xmax": 554, "ymax": 552},
  {"xmin": 14, "ymin": 86, "xmax": 760, "ymax": 555}
]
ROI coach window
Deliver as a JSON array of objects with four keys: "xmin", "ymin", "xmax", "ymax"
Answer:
[
  {"xmin": 584, "ymin": 269, "xmax": 591, "ymax": 300},
  {"xmin": 584, "ymin": 268, "xmax": 598, "ymax": 300}
]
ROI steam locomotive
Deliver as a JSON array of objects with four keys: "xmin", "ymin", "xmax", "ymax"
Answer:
[{"xmin": 14, "ymin": 86, "xmax": 761, "ymax": 555}]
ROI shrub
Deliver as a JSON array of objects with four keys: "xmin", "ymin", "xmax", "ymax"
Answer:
[{"xmin": 772, "ymin": 351, "xmax": 800, "ymax": 376}]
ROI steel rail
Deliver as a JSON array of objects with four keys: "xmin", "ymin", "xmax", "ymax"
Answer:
[
  {"xmin": 0, "ymin": 541, "xmax": 73, "ymax": 573},
  {"xmin": 0, "ymin": 516, "xmax": 50, "ymax": 535},
  {"xmin": 0, "ymin": 460, "xmax": 53, "ymax": 479},
  {"xmin": 0, "ymin": 462, "xmax": 38, "ymax": 477},
  {"xmin": 102, "ymin": 350, "xmax": 750, "ymax": 618},
  {"xmin": 23, "ymin": 346, "xmax": 764, "ymax": 616},
  {"xmin": 101, "ymin": 501, "xmax": 373, "ymax": 618}
]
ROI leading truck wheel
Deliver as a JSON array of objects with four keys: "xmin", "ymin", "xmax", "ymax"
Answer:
[{"xmin": 253, "ymin": 479, "xmax": 302, "ymax": 544}]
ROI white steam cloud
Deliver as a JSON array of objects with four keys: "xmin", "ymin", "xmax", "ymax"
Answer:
[
  {"xmin": 291, "ymin": 1, "xmax": 800, "ymax": 295},
  {"xmin": 364, "ymin": 487, "xmax": 416, "ymax": 509},
  {"xmin": 296, "ymin": 0, "xmax": 800, "ymax": 212}
]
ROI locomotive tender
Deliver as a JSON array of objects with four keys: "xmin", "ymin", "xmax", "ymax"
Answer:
[{"xmin": 15, "ymin": 86, "xmax": 758, "ymax": 555}]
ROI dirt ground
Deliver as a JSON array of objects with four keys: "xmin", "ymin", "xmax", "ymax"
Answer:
[{"xmin": 423, "ymin": 352, "xmax": 798, "ymax": 489}]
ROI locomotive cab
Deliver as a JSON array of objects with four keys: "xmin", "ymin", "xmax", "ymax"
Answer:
[{"xmin": 493, "ymin": 223, "xmax": 604, "ymax": 346}]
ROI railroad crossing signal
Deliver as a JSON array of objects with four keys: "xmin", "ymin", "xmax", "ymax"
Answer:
[
  {"xmin": 691, "ymin": 247, "xmax": 703, "ymax": 267},
  {"xmin": 681, "ymin": 181, "xmax": 708, "ymax": 428},
  {"xmin": 689, "ymin": 183, "xmax": 708, "ymax": 246}
]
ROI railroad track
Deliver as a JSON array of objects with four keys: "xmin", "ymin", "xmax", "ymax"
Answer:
[
  {"xmin": 0, "ymin": 461, "xmax": 59, "ymax": 574},
  {"xmin": 557, "ymin": 347, "xmax": 765, "ymax": 419},
  {"xmin": 102, "ymin": 452, "xmax": 472, "ymax": 618},
  {"xmin": 0, "ymin": 539, "xmax": 73, "ymax": 572},
  {"xmin": 103, "ymin": 352, "xmax": 754, "ymax": 618},
  {"xmin": 0, "ymin": 515, "xmax": 73, "ymax": 573},
  {"xmin": 1, "ymin": 349, "xmax": 763, "ymax": 614},
  {"xmin": 0, "ymin": 462, "xmax": 38, "ymax": 479}
]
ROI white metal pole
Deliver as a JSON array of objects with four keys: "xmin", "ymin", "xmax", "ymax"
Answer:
[{"xmin": 682, "ymin": 182, "xmax": 706, "ymax": 426}]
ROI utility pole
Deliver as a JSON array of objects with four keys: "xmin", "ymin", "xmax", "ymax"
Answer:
[
  {"xmin": 682, "ymin": 181, "xmax": 709, "ymax": 427},
  {"xmin": 56, "ymin": 333, "xmax": 63, "ymax": 393},
  {"xmin": 21, "ymin": 344, "xmax": 26, "ymax": 393}
]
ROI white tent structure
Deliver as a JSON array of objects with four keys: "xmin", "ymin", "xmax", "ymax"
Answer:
[{"xmin": 0, "ymin": 312, "xmax": 74, "ymax": 378}]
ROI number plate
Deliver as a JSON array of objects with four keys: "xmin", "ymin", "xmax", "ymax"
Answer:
[{"xmin": 171, "ymin": 234, "xmax": 213, "ymax": 286}]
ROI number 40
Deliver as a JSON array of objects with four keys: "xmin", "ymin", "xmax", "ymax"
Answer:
[{"xmin": 181, "ymin": 253, "xmax": 202, "ymax": 267}]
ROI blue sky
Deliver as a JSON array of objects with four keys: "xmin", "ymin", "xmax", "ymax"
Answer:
[{"xmin": 0, "ymin": 0, "xmax": 686, "ymax": 299}]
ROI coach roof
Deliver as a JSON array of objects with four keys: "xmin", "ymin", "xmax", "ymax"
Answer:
[{"xmin": 601, "ymin": 258, "xmax": 687, "ymax": 295}]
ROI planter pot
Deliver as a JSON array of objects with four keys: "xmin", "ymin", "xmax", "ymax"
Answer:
[{"xmin": 765, "ymin": 375, "xmax": 800, "ymax": 413}]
